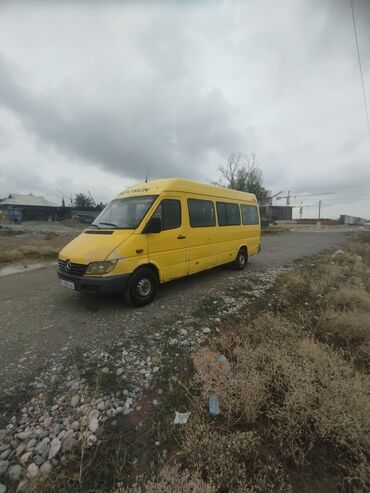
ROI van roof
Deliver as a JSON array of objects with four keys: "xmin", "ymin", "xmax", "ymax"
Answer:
[{"xmin": 116, "ymin": 178, "xmax": 258, "ymax": 203}]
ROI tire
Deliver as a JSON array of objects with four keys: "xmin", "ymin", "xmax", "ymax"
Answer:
[
  {"xmin": 233, "ymin": 247, "xmax": 248, "ymax": 270},
  {"xmin": 124, "ymin": 267, "xmax": 158, "ymax": 307}
]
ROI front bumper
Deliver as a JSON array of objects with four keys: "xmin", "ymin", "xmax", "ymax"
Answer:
[{"xmin": 58, "ymin": 270, "xmax": 130, "ymax": 295}]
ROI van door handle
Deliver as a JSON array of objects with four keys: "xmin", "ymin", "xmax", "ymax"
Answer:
[{"xmin": 177, "ymin": 235, "xmax": 186, "ymax": 239}]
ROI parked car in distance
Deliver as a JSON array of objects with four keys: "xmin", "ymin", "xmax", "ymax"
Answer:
[
  {"xmin": 78, "ymin": 215, "xmax": 95, "ymax": 224},
  {"xmin": 58, "ymin": 178, "xmax": 261, "ymax": 306}
]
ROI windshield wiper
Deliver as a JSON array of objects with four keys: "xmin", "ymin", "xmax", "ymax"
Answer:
[{"xmin": 99, "ymin": 222, "xmax": 118, "ymax": 228}]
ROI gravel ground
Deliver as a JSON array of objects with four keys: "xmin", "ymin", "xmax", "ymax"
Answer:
[
  {"xmin": 0, "ymin": 228, "xmax": 350, "ymax": 489},
  {"xmin": 0, "ymin": 228, "xmax": 351, "ymax": 393}
]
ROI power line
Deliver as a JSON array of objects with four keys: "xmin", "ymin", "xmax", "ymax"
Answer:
[{"xmin": 350, "ymin": 0, "xmax": 370, "ymax": 136}]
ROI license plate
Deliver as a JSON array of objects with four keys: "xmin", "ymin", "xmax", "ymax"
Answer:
[{"xmin": 60, "ymin": 279, "xmax": 75, "ymax": 290}]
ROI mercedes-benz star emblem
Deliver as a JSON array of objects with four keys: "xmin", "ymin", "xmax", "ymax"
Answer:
[{"xmin": 65, "ymin": 259, "xmax": 72, "ymax": 272}]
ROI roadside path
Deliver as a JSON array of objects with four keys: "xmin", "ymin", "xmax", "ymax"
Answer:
[{"xmin": 0, "ymin": 229, "xmax": 349, "ymax": 397}]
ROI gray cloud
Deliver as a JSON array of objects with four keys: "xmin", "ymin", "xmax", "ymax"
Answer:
[
  {"xmin": 0, "ymin": 0, "xmax": 369, "ymax": 218},
  {"xmin": 0, "ymin": 49, "xmax": 243, "ymax": 182}
]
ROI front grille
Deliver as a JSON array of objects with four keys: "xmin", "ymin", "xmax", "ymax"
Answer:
[{"xmin": 58, "ymin": 259, "xmax": 87, "ymax": 277}]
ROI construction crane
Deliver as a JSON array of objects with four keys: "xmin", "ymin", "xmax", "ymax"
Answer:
[
  {"xmin": 56, "ymin": 189, "xmax": 73, "ymax": 206},
  {"xmin": 88, "ymin": 191, "xmax": 97, "ymax": 208}
]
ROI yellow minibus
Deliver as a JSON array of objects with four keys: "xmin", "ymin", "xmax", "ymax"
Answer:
[{"xmin": 58, "ymin": 178, "xmax": 261, "ymax": 306}]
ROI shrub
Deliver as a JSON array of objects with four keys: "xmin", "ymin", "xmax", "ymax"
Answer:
[
  {"xmin": 276, "ymin": 272, "xmax": 313, "ymax": 305},
  {"xmin": 193, "ymin": 314, "xmax": 370, "ymax": 490},
  {"xmin": 326, "ymin": 287, "xmax": 370, "ymax": 312},
  {"xmin": 116, "ymin": 464, "xmax": 216, "ymax": 493},
  {"xmin": 183, "ymin": 425, "xmax": 290, "ymax": 493},
  {"xmin": 320, "ymin": 311, "xmax": 370, "ymax": 365}
]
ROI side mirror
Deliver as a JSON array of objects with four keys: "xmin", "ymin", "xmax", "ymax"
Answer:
[{"xmin": 142, "ymin": 216, "xmax": 161, "ymax": 234}]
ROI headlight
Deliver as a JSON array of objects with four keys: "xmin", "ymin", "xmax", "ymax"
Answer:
[{"xmin": 85, "ymin": 260, "xmax": 118, "ymax": 275}]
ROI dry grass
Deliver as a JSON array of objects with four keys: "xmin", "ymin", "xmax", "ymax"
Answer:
[
  {"xmin": 115, "ymin": 465, "xmax": 216, "ymax": 493},
  {"xmin": 320, "ymin": 311, "xmax": 370, "ymax": 365},
  {"xmin": 0, "ymin": 244, "xmax": 59, "ymax": 263},
  {"xmin": 21, "ymin": 234, "xmax": 370, "ymax": 493},
  {"xmin": 192, "ymin": 314, "xmax": 370, "ymax": 491},
  {"xmin": 183, "ymin": 425, "xmax": 290, "ymax": 493},
  {"xmin": 326, "ymin": 287, "xmax": 370, "ymax": 312}
]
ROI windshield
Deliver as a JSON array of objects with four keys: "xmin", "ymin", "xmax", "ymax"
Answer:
[{"xmin": 92, "ymin": 195, "xmax": 158, "ymax": 229}]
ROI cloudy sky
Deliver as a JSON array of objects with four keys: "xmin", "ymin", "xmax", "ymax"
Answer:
[{"xmin": 0, "ymin": 0, "xmax": 369, "ymax": 219}]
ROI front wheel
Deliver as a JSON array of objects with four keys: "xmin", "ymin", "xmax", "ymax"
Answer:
[
  {"xmin": 233, "ymin": 248, "xmax": 248, "ymax": 270},
  {"xmin": 124, "ymin": 268, "xmax": 158, "ymax": 307}
]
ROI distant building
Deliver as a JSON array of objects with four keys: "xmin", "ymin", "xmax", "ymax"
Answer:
[
  {"xmin": 339, "ymin": 215, "xmax": 368, "ymax": 226},
  {"xmin": 260, "ymin": 205, "xmax": 293, "ymax": 221},
  {"xmin": 0, "ymin": 193, "xmax": 64, "ymax": 222}
]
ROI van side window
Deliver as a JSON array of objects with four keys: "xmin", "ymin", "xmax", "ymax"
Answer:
[
  {"xmin": 152, "ymin": 199, "xmax": 181, "ymax": 230},
  {"xmin": 188, "ymin": 199, "xmax": 215, "ymax": 227},
  {"xmin": 240, "ymin": 204, "xmax": 259, "ymax": 225},
  {"xmin": 216, "ymin": 202, "xmax": 241, "ymax": 226}
]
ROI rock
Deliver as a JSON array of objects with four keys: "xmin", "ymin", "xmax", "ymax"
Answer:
[
  {"xmin": 60, "ymin": 455, "xmax": 69, "ymax": 467},
  {"xmin": 17, "ymin": 431, "xmax": 32, "ymax": 441},
  {"xmin": 203, "ymin": 327, "xmax": 211, "ymax": 334},
  {"xmin": 39, "ymin": 461, "xmax": 52, "ymax": 476},
  {"xmin": 0, "ymin": 431, "xmax": 6, "ymax": 442},
  {"xmin": 0, "ymin": 461, "xmax": 9, "ymax": 477},
  {"xmin": 70, "ymin": 381, "xmax": 80, "ymax": 391},
  {"xmin": 62, "ymin": 436, "xmax": 78, "ymax": 453},
  {"xmin": 26, "ymin": 463, "xmax": 39, "ymax": 480},
  {"xmin": 0, "ymin": 451, "xmax": 9, "ymax": 461},
  {"xmin": 61, "ymin": 430, "xmax": 77, "ymax": 453},
  {"xmin": 97, "ymin": 401, "xmax": 106, "ymax": 411},
  {"xmin": 16, "ymin": 480, "xmax": 28, "ymax": 492},
  {"xmin": 26, "ymin": 438, "xmax": 37, "ymax": 451},
  {"xmin": 57, "ymin": 431, "xmax": 66, "ymax": 441},
  {"xmin": 70, "ymin": 395, "xmax": 79, "ymax": 408},
  {"xmin": 88, "ymin": 410, "xmax": 99, "ymax": 420},
  {"xmin": 180, "ymin": 328, "xmax": 188, "ymax": 336},
  {"xmin": 36, "ymin": 438, "xmax": 50, "ymax": 457},
  {"xmin": 7, "ymin": 464, "xmax": 23, "ymax": 482},
  {"xmin": 332, "ymin": 249, "xmax": 345, "ymax": 259},
  {"xmin": 116, "ymin": 368, "xmax": 124, "ymax": 376},
  {"xmin": 152, "ymin": 399, "xmax": 159, "ymax": 406},
  {"xmin": 19, "ymin": 452, "xmax": 33, "ymax": 464},
  {"xmin": 43, "ymin": 417, "xmax": 52, "ymax": 428},
  {"xmin": 71, "ymin": 421, "xmax": 80, "ymax": 431},
  {"xmin": 33, "ymin": 455, "xmax": 45, "ymax": 466},
  {"xmin": 52, "ymin": 424, "xmax": 61, "ymax": 436},
  {"xmin": 88, "ymin": 418, "xmax": 99, "ymax": 433},
  {"xmin": 86, "ymin": 434, "xmax": 97, "ymax": 447},
  {"xmin": 0, "ymin": 482, "xmax": 6, "ymax": 493},
  {"xmin": 48, "ymin": 438, "xmax": 61, "ymax": 460},
  {"xmin": 15, "ymin": 444, "xmax": 26, "ymax": 457}
]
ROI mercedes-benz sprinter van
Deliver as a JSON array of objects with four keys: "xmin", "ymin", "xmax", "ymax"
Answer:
[{"xmin": 58, "ymin": 178, "xmax": 261, "ymax": 306}]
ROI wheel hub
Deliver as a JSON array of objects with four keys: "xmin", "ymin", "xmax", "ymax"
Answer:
[{"xmin": 136, "ymin": 278, "xmax": 152, "ymax": 297}]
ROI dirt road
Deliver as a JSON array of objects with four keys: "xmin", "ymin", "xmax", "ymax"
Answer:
[{"xmin": 0, "ymin": 228, "xmax": 350, "ymax": 402}]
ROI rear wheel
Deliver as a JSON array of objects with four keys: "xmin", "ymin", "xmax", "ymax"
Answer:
[
  {"xmin": 124, "ymin": 268, "xmax": 158, "ymax": 307},
  {"xmin": 233, "ymin": 247, "xmax": 248, "ymax": 270}
]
